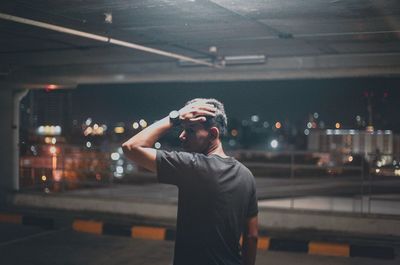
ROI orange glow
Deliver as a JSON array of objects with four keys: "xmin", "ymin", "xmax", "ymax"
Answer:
[
  {"xmin": 275, "ymin": 122, "xmax": 282, "ymax": 129},
  {"xmin": 335, "ymin": 122, "xmax": 341, "ymax": 129},
  {"xmin": 84, "ymin": 127, "xmax": 93, "ymax": 136},
  {"xmin": 231, "ymin": 129, "xmax": 238, "ymax": 137},
  {"xmin": 114, "ymin": 127, "xmax": 125, "ymax": 134}
]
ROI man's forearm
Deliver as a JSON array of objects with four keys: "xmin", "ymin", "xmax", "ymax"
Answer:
[
  {"xmin": 242, "ymin": 236, "xmax": 258, "ymax": 265},
  {"xmin": 122, "ymin": 116, "xmax": 172, "ymax": 172},
  {"xmin": 122, "ymin": 116, "xmax": 172, "ymax": 149}
]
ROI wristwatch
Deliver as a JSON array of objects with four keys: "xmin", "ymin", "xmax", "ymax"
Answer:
[{"xmin": 169, "ymin": 110, "xmax": 181, "ymax": 126}]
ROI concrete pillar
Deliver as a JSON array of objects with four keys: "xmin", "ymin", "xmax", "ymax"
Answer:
[{"xmin": 0, "ymin": 89, "xmax": 28, "ymax": 202}]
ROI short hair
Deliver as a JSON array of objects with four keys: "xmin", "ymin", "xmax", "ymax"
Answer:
[{"xmin": 185, "ymin": 98, "xmax": 228, "ymax": 138}]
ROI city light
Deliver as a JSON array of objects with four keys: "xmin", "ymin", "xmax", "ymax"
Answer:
[
  {"xmin": 54, "ymin": 126, "xmax": 61, "ymax": 134},
  {"xmin": 97, "ymin": 127, "xmax": 104, "ymax": 134},
  {"xmin": 275, "ymin": 122, "xmax": 282, "ymax": 129},
  {"xmin": 37, "ymin": 125, "xmax": 62, "ymax": 135},
  {"xmin": 231, "ymin": 129, "xmax": 238, "ymax": 137},
  {"xmin": 45, "ymin": 84, "xmax": 57, "ymax": 90},
  {"xmin": 366, "ymin": 126, "xmax": 374, "ymax": 132},
  {"xmin": 41, "ymin": 175, "xmax": 47, "ymax": 181},
  {"xmin": 251, "ymin": 115, "xmax": 259, "ymax": 122},
  {"xmin": 84, "ymin": 127, "xmax": 93, "ymax": 136},
  {"xmin": 313, "ymin": 112, "xmax": 319, "ymax": 119},
  {"xmin": 307, "ymin": 122, "xmax": 312, "ymax": 129},
  {"xmin": 270, "ymin": 139, "xmax": 278, "ymax": 149},
  {"xmin": 155, "ymin": 142, "xmax": 161, "ymax": 149},
  {"xmin": 83, "ymin": 123, "xmax": 106, "ymax": 136},
  {"xmin": 118, "ymin": 147, "xmax": 123, "ymax": 154},
  {"xmin": 116, "ymin": 166, "xmax": 124, "ymax": 174},
  {"xmin": 85, "ymin": 118, "xmax": 92, "ymax": 126},
  {"xmin": 111, "ymin": 152, "xmax": 120, "ymax": 160},
  {"xmin": 348, "ymin": 156, "xmax": 353, "ymax": 162},
  {"xmin": 86, "ymin": 141, "xmax": 92, "ymax": 148},
  {"xmin": 304, "ymin": 129, "xmax": 310, "ymax": 135},
  {"xmin": 126, "ymin": 164, "xmax": 135, "ymax": 172},
  {"xmin": 335, "ymin": 122, "xmax": 341, "ymax": 129},
  {"xmin": 49, "ymin": 146, "xmax": 57, "ymax": 155},
  {"xmin": 114, "ymin": 126, "xmax": 125, "ymax": 134},
  {"xmin": 132, "ymin": 122, "xmax": 139, "ymax": 129},
  {"xmin": 139, "ymin": 119, "xmax": 148, "ymax": 128}
]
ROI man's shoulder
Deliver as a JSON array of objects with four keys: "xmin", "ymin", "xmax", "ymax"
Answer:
[
  {"xmin": 156, "ymin": 149, "xmax": 199, "ymax": 164},
  {"xmin": 234, "ymin": 159, "xmax": 254, "ymax": 176}
]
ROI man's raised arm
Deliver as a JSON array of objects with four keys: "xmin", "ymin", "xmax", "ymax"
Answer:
[
  {"xmin": 122, "ymin": 103, "xmax": 216, "ymax": 173},
  {"xmin": 122, "ymin": 116, "xmax": 171, "ymax": 173}
]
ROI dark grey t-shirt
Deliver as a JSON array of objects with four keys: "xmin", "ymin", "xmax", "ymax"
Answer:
[{"xmin": 156, "ymin": 150, "xmax": 258, "ymax": 265}]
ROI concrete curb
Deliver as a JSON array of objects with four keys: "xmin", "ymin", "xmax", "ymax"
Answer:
[
  {"xmin": 10, "ymin": 193, "xmax": 400, "ymax": 237},
  {"xmin": 0, "ymin": 212, "xmax": 395, "ymax": 260}
]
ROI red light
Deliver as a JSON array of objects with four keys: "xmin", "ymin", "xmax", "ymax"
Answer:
[{"xmin": 45, "ymin": 84, "xmax": 57, "ymax": 92}]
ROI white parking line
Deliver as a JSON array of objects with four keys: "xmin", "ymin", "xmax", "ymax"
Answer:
[{"xmin": 0, "ymin": 228, "xmax": 68, "ymax": 247}]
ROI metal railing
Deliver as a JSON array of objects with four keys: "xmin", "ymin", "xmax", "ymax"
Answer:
[{"xmin": 19, "ymin": 149, "xmax": 400, "ymax": 216}]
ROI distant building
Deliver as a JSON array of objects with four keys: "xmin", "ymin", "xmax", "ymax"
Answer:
[
  {"xmin": 21, "ymin": 90, "xmax": 72, "ymax": 136},
  {"xmin": 308, "ymin": 129, "xmax": 399, "ymax": 165}
]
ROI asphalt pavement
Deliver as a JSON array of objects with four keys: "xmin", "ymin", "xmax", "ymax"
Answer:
[{"xmin": 1, "ymin": 222, "xmax": 399, "ymax": 265}]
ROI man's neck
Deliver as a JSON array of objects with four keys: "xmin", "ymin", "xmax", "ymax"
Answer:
[{"xmin": 206, "ymin": 141, "xmax": 228, "ymax": 158}]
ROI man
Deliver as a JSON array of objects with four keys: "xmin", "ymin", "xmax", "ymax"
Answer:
[{"xmin": 122, "ymin": 98, "xmax": 258, "ymax": 265}]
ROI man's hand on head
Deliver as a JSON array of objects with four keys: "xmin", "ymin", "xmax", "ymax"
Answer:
[{"xmin": 179, "ymin": 102, "xmax": 216, "ymax": 124}]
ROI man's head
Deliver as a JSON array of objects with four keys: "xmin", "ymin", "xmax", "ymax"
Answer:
[{"xmin": 179, "ymin": 98, "xmax": 228, "ymax": 153}]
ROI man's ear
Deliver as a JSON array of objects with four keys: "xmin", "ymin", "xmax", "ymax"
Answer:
[{"xmin": 209, "ymin": 127, "xmax": 220, "ymax": 140}]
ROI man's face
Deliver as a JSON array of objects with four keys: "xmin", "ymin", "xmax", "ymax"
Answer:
[{"xmin": 179, "ymin": 122, "xmax": 211, "ymax": 153}]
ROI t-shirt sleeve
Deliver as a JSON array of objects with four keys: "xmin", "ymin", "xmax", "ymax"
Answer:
[
  {"xmin": 156, "ymin": 150, "xmax": 196, "ymax": 186},
  {"xmin": 247, "ymin": 177, "xmax": 258, "ymax": 217}
]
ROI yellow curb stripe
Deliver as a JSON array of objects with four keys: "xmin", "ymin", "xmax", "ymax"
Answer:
[
  {"xmin": 72, "ymin": 220, "xmax": 103, "ymax": 235},
  {"xmin": 131, "ymin": 226, "xmax": 166, "ymax": 240},
  {"xmin": 257, "ymin": 237, "xmax": 270, "ymax": 250},
  {"xmin": 308, "ymin": 241, "xmax": 350, "ymax": 257},
  {"xmin": 0, "ymin": 213, "xmax": 22, "ymax": 224},
  {"xmin": 240, "ymin": 235, "xmax": 269, "ymax": 250}
]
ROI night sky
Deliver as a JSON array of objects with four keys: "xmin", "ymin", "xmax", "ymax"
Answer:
[{"xmin": 70, "ymin": 77, "xmax": 400, "ymax": 131}]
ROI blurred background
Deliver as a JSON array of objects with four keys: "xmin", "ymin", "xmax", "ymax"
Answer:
[
  {"xmin": 0, "ymin": 0, "xmax": 400, "ymax": 222},
  {"xmin": 18, "ymin": 78, "xmax": 400, "ymax": 216}
]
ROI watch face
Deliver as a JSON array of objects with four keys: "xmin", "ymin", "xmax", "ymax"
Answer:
[{"xmin": 170, "ymin": 110, "xmax": 180, "ymax": 119}]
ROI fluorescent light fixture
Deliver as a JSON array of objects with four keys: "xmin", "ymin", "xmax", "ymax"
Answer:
[{"xmin": 224, "ymin": 55, "xmax": 266, "ymax": 65}]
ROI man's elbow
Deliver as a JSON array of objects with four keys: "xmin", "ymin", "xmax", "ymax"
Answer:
[{"xmin": 122, "ymin": 142, "xmax": 140, "ymax": 158}]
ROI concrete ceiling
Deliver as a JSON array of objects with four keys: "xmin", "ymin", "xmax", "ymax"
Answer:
[{"xmin": 1, "ymin": 0, "xmax": 400, "ymax": 89}]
